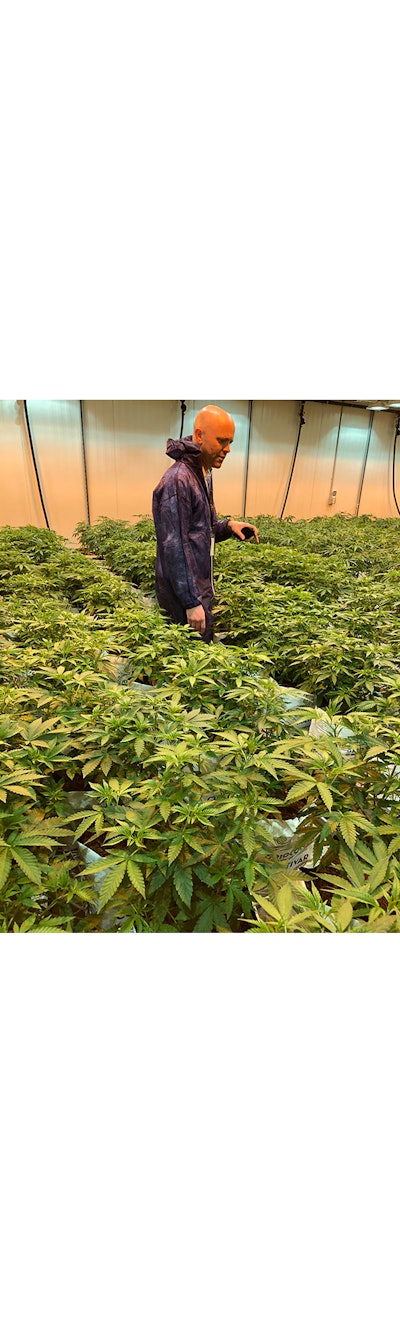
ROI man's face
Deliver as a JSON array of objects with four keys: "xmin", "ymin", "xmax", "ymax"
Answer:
[{"xmin": 194, "ymin": 414, "xmax": 235, "ymax": 470}]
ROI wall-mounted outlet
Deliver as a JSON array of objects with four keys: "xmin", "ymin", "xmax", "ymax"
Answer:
[{"xmin": 328, "ymin": 489, "xmax": 337, "ymax": 506}]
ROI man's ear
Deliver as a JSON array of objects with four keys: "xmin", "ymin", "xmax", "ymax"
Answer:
[{"xmin": 193, "ymin": 426, "xmax": 203, "ymax": 444}]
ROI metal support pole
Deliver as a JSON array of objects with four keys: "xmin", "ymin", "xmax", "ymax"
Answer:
[
  {"xmin": 354, "ymin": 410, "xmax": 374, "ymax": 516},
  {"xmin": 327, "ymin": 405, "xmax": 343, "ymax": 507},
  {"xmin": 242, "ymin": 400, "xmax": 253, "ymax": 517},
  {"xmin": 80, "ymin": 401, "xmax": 91, "ymax": 525},
  {"xmin": 22, "ymin": 400, "xmax": 50, "ymax": 529}
]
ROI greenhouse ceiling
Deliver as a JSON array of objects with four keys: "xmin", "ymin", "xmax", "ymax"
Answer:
[{"xmin": 315, "ymin": 400, "xmax": 400, "ymax": 413}]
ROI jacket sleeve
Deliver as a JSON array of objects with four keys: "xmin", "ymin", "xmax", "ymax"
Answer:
[
  {"xmin": 154, "ymin": 474, "xmax": 202, "ymax": 609},
  {"xmin": 212, "ymin": 509, "xmax": 232, "ymax": 543}
]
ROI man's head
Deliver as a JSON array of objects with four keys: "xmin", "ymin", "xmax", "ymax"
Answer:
[{"xmin": 193, "ymin": 405, "xmax": 235, "ymax": 470}]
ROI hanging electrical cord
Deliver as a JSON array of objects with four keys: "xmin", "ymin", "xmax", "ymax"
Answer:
[
  {"xmin": 180, "ymin": 400, "xmax": 187, "ymax": 439},
  {"xmin": 22, "ymin": 400, "xmax": 50, "ymax": 529},
  {"xmin": 242, "ymin": 400, "xmax": 253, "ymax": 517},
  {"xmin": 354, "ymin": 410, "xmax": 374, "ymax": 516},
  {"xmin": 279, "ymin": 402, "xmax": 306, "ymax": 520},
  {"xmin": 392, "ymin": 414, "xmax": 400, "ymax": 517},
  {"xmin": 80, "ymin": 400, "xmax": 91, "ymax": 525}
]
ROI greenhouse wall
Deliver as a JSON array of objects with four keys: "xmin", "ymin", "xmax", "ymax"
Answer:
[{"xmin": 0, "ymin": 399, "xmax": 399, "ymax": 537}]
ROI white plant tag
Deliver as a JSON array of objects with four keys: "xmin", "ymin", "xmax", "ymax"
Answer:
[{"xmin": 210, "ymin": 535, "xmax": 215, "ymax": 593}]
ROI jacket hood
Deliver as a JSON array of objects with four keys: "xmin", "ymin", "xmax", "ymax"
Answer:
[{"xmin": 166, "ymin": 435, "xmax": 201, "ymax": 463}]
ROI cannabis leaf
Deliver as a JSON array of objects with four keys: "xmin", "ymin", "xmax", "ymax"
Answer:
[{"xmin": 173, "ymin": 863, "xmax": 193, "ymax": 908}]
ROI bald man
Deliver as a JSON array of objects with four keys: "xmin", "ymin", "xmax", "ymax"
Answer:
[{"xmin": 152, "ymin": 405, "xmax": 259, "ymax": 643}]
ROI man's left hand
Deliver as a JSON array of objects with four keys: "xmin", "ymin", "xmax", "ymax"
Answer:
[{"xmin": 228, "ymin": 520, "xmax": 259, "ymax": 543}]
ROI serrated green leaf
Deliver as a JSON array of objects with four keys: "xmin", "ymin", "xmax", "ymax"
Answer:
[
  {"xmin": 252, "ymin": 893, "xmax": 281, "ymax": 921},
  {"xmin": 388, "ymin": 835, "xmax": 400, "ymax": 856},
  {"xmin": 316, "ymin": 783, "xmax": 333, "ymax": 812},
  {"xmin": 244, "ymin": 861, "xmax": 255, "ymax": 889},
  {"xmin": 126, "ymin": 859, "xmax": 146, "ymax": 897},
  {"xmin": 27, "ymin": 925, "xmax": 68, "ymax": 933},
  {"xmin": 284, "ymin": 780, "xmax": 315, "ymax": 802},
  {"xmin": 72, "ymin": 813, "xmax": 97, "ymax": 840},
  {"xmin": 258, "ymin": 759, "xmax": 278, "ymax": 777},
  {"xmin": 214, "ymin": 799, "xmax": 240, "ymax": 814},
  {"xmin": 0, "ymin": 848, "xmax": 12, "ymax": 892},
  {"xmin": 173, "ymin": 863, "xmax": 193, "ymax": 908},
  {"xmin": 98, "ymin": 860, "xmax": 127, "ymax": 911},
  {"xmin": 242, "ymin": 825, "xmax": 255, "ymax": 857},
  {"xmin": 277, "ymin": 884, "xmax": 292, "ymax": 920},
  {"xmin": 20, "ymin": 916, "xmax": 37, "ymax": 933},
  {"xmin": 365, "ymin": 911, "xmax": 396, "ymax": 933},
  {"xmin": 75, "ymin": 887, "xmax": 97, "ymax": 904},
  {"xmin": 168, "ymin": 840, "xmax": 183, "ymax": 867},
  {"xmin": 3, "ymin": 784, "xmax": 37, "ymax": 797},
  {"xmin": 355, "ymin": 840, "xmax": 376, "ymax": 866},
  {"xmin": 335, "ymin": 899, "xmax": 353, "ymax": 931},
  {"xmin": 11, "ymin": 847, "xmax": 42, "ymax": 886},
  {"xmin": 372, "ymin": 837, "xmax": 387, "ymax": 861},
  {"xmin": 193, "ymin": 904, "xmax": 214, "ymax": 932},
  {"xmin": 134, "ymin": 737, "xmax": 145, "ymax": 758},
  {"xmin": 339, "ymin": 847, "xmax": 364, "ymax": 887},
  {"xmin": 160, "ymin": 801, "xmax": 171, "ymax": 821},
  {"xmin": 82, "ymin": 758, "xmax": 101, "ymax": 777},
  {"xmin": 339, "ymin": 816, "xmax": 357, "ymax": 851},
  {"xmin": 319, "ymin": 874, "xmax": 377, "ymax": 904},
  {"xmin": 367, "ymin": 857, "xmax": 389, "ymax": 893},
  {"xmin": 183, "ymin": 833, "xmax": 204, "ymax": 852},
  {"xmin": 194, "ymin": 865, "xmax": 213, "ymax": 886},
  {"xmin": 78, "ymin": 856, "xmax": 124, "ymax": 874}
]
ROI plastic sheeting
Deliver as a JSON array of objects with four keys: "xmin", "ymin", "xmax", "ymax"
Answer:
[
  {"xmin": 244, "ymin": 402, "xmax": 400, "ymax": 520},
  {"xmin": 26, "ymin": 400, "xmax": 88, "ymax": 538},
  {"xmin": 327, "ymin": 405, "xmax": 372, "ymax": 515},
  {"xmin": 82, "ymin": 400, "xmax": 181, "ymax": 524},
  {"xmin": 245, "ymin": 401, "xmax": 301, "ymax": 517},
  {"xmin": 0, "ymin": 400, "xmax": 45, "ymax": 527},
  {"xmin": 358, "ymin": 411, "xmax": 398, "ymax": 518}
]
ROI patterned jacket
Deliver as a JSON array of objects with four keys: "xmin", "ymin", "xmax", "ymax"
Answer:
[{"xmin": 152, "ymin": 436, "xmax": 232, "ymax": 615}]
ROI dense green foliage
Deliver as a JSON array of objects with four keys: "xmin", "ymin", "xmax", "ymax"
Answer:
[
  {"xmin": 2, "ymin": 515, "xmax": 400, "ymax": 931},
  {"xmin": 74, "ymin": 517, "xmax": 156, "ymax": 590}
]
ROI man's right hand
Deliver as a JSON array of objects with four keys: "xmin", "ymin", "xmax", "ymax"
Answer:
[{"xmin": 186, "ymin": 604, "xmax": 206, "ymax": 635}]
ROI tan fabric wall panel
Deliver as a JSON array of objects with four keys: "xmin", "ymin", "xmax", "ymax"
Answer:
[
  {"xmin": 184, "ymin": 400, "xmax": 249, "ymax": 517},
  {"xmin": 328, "ymin": 406, "xmax": 371, "ymax": 514},
  {"xmin": 83, "ymin": 401, "xmax": 181, "ymax": 523},
  {"xmin": 245, "ymin": 402, "xmax": 395, "ymax": 520},
  {"xmin": 0, "ymin": 400, "xmax": 44, "ymax": 527},
  {"xmin": 358, "ymin": 412, "xmax": 398, "ymax": 517},
  {"xmin": 281, "ymin": 402, "xmax": 342, "ymax": 519},
  {"xmin": 27, "ymin": 400, "xmax": 88, "ymax": 539},
  {"xmin": 245, "ymin": 401, "xmax": 300, "ymax": 517}
]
